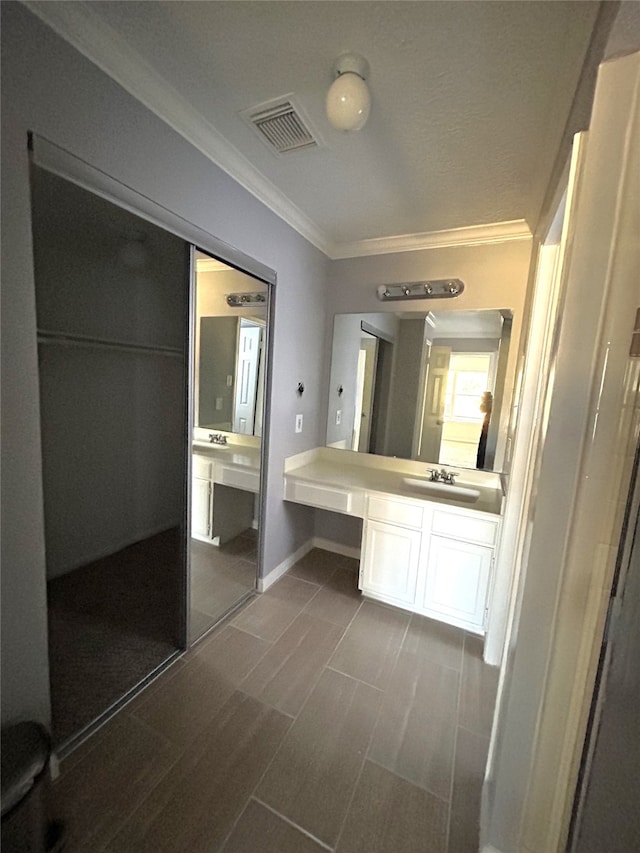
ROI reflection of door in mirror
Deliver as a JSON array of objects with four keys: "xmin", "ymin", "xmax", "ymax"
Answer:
[
  {"xmin": 417, "ymin": 346, "xmax": 451, "ymax": 462},
  {"xmin": 233, "ymin": 320, "xmax": 263, "ymax": 435},
  {"xmin": 352, "ymin": 330, "xmax": 394, "ymax": 453},
  {"xmin": 355, "ymin": 335, "xmax": 377, "ymax": 451}
]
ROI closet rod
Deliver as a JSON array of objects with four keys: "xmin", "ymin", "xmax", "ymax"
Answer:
[{"xmin": 37, "ymin": 329, "xmax": 184, "ymax": 358}]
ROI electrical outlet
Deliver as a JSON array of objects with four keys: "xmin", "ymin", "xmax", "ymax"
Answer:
[
  {"xmin": 336, "ymin": 409, "xmax": 342, "ymax": 425},
  {"xmin": 215, "ymin": 397, "xmax": 223, "ymax": 410},
  {"xmin": 295, "ymin": 414, "xmax": 303, "ymax": 433}
]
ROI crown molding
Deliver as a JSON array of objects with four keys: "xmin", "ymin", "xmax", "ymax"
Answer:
[
  {"xmin": 24, "ymin": 2, "xmax": 533, "ymax": 262},
  {"xmin": 23, "ymin": 0, "xmax": 330, "ymax": 255},
  {"xmin": 328, "ymin": 220, "xmax": 532, "ymax": 259}
]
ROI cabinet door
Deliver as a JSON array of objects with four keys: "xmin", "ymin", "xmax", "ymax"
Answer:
[
  {"xmin": 361, "ymin": 520, "xmax": 421, "ymax": 605},
  {"xmin": 423, "ymin": 535, "xmax": 492, "ymax": 631},
  {"xmin": 191, "ymin": 477, "xmax": 212, "ymax": 539}
]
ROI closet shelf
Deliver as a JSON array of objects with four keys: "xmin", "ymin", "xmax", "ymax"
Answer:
[{"xmin": 37, "ymin": 329, "xmax": 184, "ymax": 358}]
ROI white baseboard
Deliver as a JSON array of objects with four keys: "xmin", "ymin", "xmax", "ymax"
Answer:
[
  {"xmin": 258, "ymin": 537, "xmax": 361, "ymax": 592},
  {"xmin": 481, "ymin": 845, "xmax": 505, "ymax": 853},
  {"xmin": 258, "ymin": 539, "xmax": 315, "ymax": 592}
]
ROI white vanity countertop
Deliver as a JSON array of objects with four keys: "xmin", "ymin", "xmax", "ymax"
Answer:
[{"xmin": 284, "ymin": 448, "xmax": 504, "ymax": 516}]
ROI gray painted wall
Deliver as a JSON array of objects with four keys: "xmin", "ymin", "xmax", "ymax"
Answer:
[
  {"xmin": 315, "ymin": 511, "xmax": 363, "ymax": 550},
  {"xmin": 1, "ymin": 3, "xmax": 328, "ymax": 726}
]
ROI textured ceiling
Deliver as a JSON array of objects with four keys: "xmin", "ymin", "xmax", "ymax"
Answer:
[{"xmin": 28, "ymin": 1, "xmax": 600, "ymax": 253}]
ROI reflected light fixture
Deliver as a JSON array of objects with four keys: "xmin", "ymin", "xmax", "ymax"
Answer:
[
  {"xmin": 226, "ymin": 292, "xmax": 267, "ymax": 308},
  {"xmin": 377, "ymin": 280, "xmax": 465, "ymax": 301},
  {"xmin": 326, "ymin": 54, "xmax": 371, "ymax": 131}
]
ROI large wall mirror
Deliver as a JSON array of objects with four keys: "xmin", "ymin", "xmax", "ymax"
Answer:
[{"xmin": 326, "ymin": 309, "xmax": 513, "ymax": 473}]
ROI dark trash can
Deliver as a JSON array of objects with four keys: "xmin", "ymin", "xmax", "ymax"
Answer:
[{"xmin": 1, "ymin": 722, "xmax": 64, "ymax": 853}]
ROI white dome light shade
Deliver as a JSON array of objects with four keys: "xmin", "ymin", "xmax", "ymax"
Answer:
[
  {"xmin": 326, "ymin": 54, "xmax": 371, "ymax": 132},
  {"xmin": 326, "ymin": 72, "xmax": 371, "ymax": 131}
]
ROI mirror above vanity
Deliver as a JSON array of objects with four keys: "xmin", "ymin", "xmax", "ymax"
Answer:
[{"xmin": 326, "ymin": 309, "xmax": 514, "ymax": 473}]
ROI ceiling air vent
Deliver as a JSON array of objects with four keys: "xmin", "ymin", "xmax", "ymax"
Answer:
[{"xmin": 243, "ymin": 97, "xmax": 319, "ymax": 155}]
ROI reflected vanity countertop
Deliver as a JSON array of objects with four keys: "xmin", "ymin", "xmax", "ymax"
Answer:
[
  {"xmin": 192, "ymin": 441, "xmax": 261, "ymax": 470},
  {"xmin": 284, "ymin": 447, "xmax": 504, "ymax": 516}
]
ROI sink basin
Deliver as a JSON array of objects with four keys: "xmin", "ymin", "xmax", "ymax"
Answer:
[{"xmin": 402, "ymin": 477, "xmax": 481, "ymax": 503}]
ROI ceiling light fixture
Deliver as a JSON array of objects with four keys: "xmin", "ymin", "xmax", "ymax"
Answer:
[
  {"xmin": 377, "ymin": 280, "xmax": 465, "ymax": 301},
  {"xmin": 326, "ymin": 54, "xmax": 371, "ymax": 132}
]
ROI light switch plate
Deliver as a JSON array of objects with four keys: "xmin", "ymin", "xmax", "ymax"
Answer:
[
  {"xmin": 295, "ymin": 414, "xmax": 303, "ymax": 433},
  {"xmin": 336, "ymin": 409, "xmax": 342, "ymax": 425}
]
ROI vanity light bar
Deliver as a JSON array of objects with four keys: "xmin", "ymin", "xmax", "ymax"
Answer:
[
  {"xmin": 226, "ymin": 292, "xmax": 267, "ymax": 308},
  {"xmin": 376, "ymin": 279, "xmax": 465, "ymax": 301}
]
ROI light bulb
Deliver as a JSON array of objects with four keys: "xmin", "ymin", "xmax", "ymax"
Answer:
[{"xmin": 326, "ymin": 71, "xmax": 371, "ymax": 131}]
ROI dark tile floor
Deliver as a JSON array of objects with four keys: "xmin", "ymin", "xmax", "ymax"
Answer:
[{"xmin": 53, "ymin": 548, "xmax": 499, "ymax": 852}]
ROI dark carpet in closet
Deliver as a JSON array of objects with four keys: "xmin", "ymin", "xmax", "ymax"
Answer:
[{"xmin": 47, "ymin": 528, "xmax": 182, "ymax": 749}]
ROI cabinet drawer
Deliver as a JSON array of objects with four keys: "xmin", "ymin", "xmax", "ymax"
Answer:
[
  {"xmin": 192, "ymin": 455, "xmax": 213, "ymax": 480},
  {"xmin": 290, "ymin": 481, "xmax": 352, "ymax": 513},
  {"xmin": 431, "ymin": 509, "xmax": 497, "ymax": 546},
  {"xmin": 219, "ymin": 465, "xmax": 259, "ymax": 493},
  {"xmin": 367, "ymin": 494, "xmax": 424, "ymax": 529}
]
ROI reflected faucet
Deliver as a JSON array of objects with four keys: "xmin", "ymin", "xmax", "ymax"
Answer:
[
  {"xmin": 209, "ymin": 433, "xmax": 228, "ymax": 446},
  {"xmin": 426, "ymin": 467, "xmax": 459, "ymax": 485}
]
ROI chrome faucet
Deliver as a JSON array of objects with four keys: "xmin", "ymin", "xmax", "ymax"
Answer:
[{"xmin": 209, "ymin": 432, "xmax": 228, "ymax": 446}]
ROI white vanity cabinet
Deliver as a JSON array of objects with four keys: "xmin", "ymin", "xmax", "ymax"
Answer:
[
  {"xmin": 422, "ymin": 536, "xmax": 493, "ymax": 630},
  {"xmin": 191, "ymin": 451, "xmax": 258, "ymax": 545},
  {"xmin": 360, "ymin": 495, "xmax": 426, "ymax": 606},
  {"xmin": 192, "ymin": 455, "xmax": 214, "ymax": 541},
  {"xmin": 360, "ymin": 492, "xmax": 499, "ymax": 633},
  {"xmin": 421, "ymin": 507, "xmax": 498, "ymax": 630}
]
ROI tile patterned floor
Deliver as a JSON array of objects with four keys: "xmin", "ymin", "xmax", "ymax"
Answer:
[
  {"xmin": 53, "ymin": 548, "xmax": 499, "ymax": 852},
  {"xmin": 190, "ymin": 532, "xmax": 257, "ymax": 642}
]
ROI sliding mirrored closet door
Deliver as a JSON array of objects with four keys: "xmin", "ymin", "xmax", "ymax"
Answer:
[
  {"xmin": 188, "ymin": 251, "xmax": 269, "ymax": 642},
  {"xmin": 31, "ymin": 164, "xmax": 190, "ymax": 751},
  {"xmin": 30, "ymin": 134, "xmax": 275, "ymax": 749}
]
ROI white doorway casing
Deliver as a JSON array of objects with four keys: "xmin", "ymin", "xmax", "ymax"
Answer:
[{"xmin": 483, "ymin": 50, "xmax": 640, "ymax": 853}]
